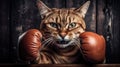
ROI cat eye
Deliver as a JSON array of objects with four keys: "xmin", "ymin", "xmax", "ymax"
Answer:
[
  {"xmin": 49, "ymin": 22, "xmax": 58, "ymax": 28},
  {"xmin": 68, "ymin": 22, "xmax": 76, "ymax": 28}
]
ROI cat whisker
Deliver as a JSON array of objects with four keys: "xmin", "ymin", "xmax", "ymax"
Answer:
[
  {"xmin": 42, "ymin": 37, "xmax": 52, "ymax": 44},
  {"xmin": 74, "ymin": 39, "xmax": 84, "ymax": 54},
  {"xmin": 45, "ymin": 38, "xmax": 54, "ymax": 47},
  {"xmin": 40, "ymin": 37, "xmax": 53, "ymax": 51},
  {"xmin": 42, "ymin": 39, "xmax": 51, "ymax": 47},
  {"xmin": 73, "ymin": 42, "xmax": 80, "ymax": 49},
  {"xmin": 72, "ymin": 38, "xmax": 81, "ymax": 49},
  {"xmin": 51, "ymin": 40, "xmax": 55, "ymax": 46},
  {"xmin": 50, "ymin": 38, "xmax": 54, "ymax": 43}
]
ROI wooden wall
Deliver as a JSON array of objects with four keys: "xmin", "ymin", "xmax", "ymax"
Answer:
[{"xmin": 0, "ymin": 0, "xmax": 120, "ymax": 63}]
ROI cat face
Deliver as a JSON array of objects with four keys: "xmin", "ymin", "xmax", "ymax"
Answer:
[{"xmin": 37, "ymin": 0, "xmax": 90, "ymax": 48}]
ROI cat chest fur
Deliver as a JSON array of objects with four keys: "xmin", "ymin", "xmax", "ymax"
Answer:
[{"xmin": 36, "ymin": 46, "xmax": 84, "ymax": 64}]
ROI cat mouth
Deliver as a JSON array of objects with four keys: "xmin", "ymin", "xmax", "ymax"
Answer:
[
  {"xmin": 56, "ymin": 40, "xmax": 73, "ymax": 48},
  {"xmin": 56, "ymin": 40, "xmax": 70, "ymax": 44}
]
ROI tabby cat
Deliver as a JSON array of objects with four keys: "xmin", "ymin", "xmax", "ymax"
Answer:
[{"xmin": 35, "ymin": 0, "xmax": 90, "ymax": 64}]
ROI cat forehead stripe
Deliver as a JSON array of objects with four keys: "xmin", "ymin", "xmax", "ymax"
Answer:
[{"xmin": 52, "ymin": 9, "xmax": 76, "ymax": 23}]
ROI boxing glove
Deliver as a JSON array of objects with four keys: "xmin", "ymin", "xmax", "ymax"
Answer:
[
  {"xmin": 18, "ymin": 29, "xmax": 42, "ymax": 61},
  {"xmin": 80, "ymin": 32, "xmax": 106, "ymax": 63}
]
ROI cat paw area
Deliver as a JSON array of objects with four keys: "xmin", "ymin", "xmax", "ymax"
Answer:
[{"xmin": 0, "ymin": 0, "xmax": 120, "ymax": 66}]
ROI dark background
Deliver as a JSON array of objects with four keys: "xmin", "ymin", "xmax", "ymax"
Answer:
[{"xmin": 0, "ymin": 0, "xmax": 120, "ymax": 63}]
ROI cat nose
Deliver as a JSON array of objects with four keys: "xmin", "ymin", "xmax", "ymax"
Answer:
[{"xmin": 60, "ymin": 32, "xmax": 66, "ymax": 39}]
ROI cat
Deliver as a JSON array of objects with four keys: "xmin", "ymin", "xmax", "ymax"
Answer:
[{"xmin": 35, "ymin": 0, "xmax": 90, "ymax": 64}]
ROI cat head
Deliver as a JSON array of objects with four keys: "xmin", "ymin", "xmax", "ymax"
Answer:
[{"xmin": 37, "ymin": 0, "xmax": 90, "ymax": 48}]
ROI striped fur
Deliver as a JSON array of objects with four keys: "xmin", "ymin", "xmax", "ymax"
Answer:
[{"xmin": 36, "ymin": 0, "xmax": 90, "ymax": 64}]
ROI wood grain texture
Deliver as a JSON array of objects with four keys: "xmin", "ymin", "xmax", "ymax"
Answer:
[
  {"xmin": 110, "ymin": 0, "xmax": 120, "ymax": 63},
  {"xmin": 0, "ymin": 0, "xmax": 120, "ymax": 63}
]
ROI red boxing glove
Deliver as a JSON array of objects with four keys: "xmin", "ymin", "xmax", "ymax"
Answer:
[
  {"xmin": 80, "ymin": 32, "xmax": 106, "ymax": 63},
  {"xmin": 18, "ymin": 29, "xmax": 42, "ymax": 61}
]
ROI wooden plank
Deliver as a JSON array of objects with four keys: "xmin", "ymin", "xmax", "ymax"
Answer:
[
  {"xmin": 103, "ymin": 0, "xmax": 120, "ymax": 63},
  {"xmin": 10, "ymin": 0, "xmax": 22, "ymax": 62},
  {"xmin": 85, "ymin": 0, "xmax": 96, "ymax": 32},
  {"xmin": 96, "ymin": 0, "xmax": 105, "ymax": 35},
  {"xmin": 0, "ymin": 0, "xmax": 10, "ymax": 63},
  {"xmin": 110, "ymin": 0, "xmax": 120, "ymax": 63}
]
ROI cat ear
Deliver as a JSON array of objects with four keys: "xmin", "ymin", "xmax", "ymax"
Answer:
[
  {"xmin": 75, "ymin": 1, "xmax": 90, "ymax": 18},
  {"xmin": 37, "ymin": 0, "xmax": 51, "ymax": 18}
]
